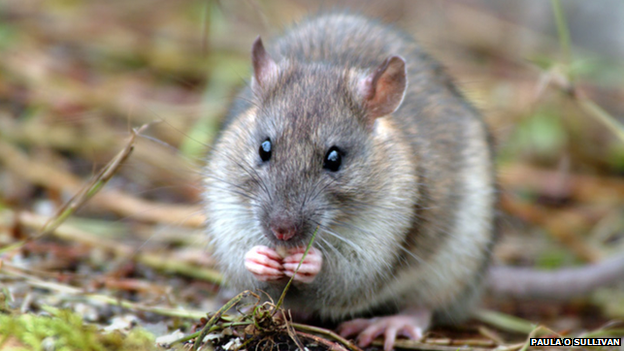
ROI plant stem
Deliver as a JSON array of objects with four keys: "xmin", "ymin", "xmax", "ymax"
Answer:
[
  {"xmin": 550, "ymin": 0, "xmax": 571, "ymax": 66},
  {"xmin": 274, "ymin": 226, "xmax": 319, "ymax": 311}
]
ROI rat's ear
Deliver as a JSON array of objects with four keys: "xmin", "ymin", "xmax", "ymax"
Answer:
[
  {"xmin": 251, "ymin": 36, "xmax": 278, "ymax": 90},
  {"xmin": 358, "ymin": 56, "xmax": 407, "ymax": 120}
]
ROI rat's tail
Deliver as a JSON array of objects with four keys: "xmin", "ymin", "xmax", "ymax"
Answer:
[{"xmin": 487, "ymin": 255, "xmax": 624, "ymax": 299}]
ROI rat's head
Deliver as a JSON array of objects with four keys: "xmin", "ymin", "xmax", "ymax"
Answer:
[{"xmin": 211, "ymin": 37, "xmax": 407, "ymax": 249}]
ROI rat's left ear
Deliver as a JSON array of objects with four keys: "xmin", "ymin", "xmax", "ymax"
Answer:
[
  {"xmin": 251, "ymin": 36, "xmax": 278, "ymax": 91},
  {"xmin": 358, "ymin": 56, "xmax": 407, "ymax": 121}
]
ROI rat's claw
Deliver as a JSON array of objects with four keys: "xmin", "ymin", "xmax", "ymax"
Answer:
[
  {"xmin": 338, "ymin": 310, "xmax": 431, "ymax": 351},
  {"xmin": 282, "ymin": 247, "xmax": 322, "ymax": 283},
  {"xmin": 244, "ymin": 245, "xmax": 284, "ymax": 281}
]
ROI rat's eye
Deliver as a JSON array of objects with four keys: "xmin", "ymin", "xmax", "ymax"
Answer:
[
  {"xmin": 259, "ymin": 138, "xmax": 272, "ymax": 162},
  {"xmin": 323, "ymin": 146, "xmax": 342, "ymax": 172}
]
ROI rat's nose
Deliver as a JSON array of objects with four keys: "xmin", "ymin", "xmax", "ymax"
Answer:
[{"xmin": 269, "ymin": 216, "xmax": 296, "ymax": 241}]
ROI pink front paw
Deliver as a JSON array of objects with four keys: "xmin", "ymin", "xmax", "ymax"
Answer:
[
  {"xmin": 282, "ymin": 247, "xmax": 323, "ymax": 283},
  {"xmin": 244, "ymin": 245, "xmax": 284, "ymax": 282}
]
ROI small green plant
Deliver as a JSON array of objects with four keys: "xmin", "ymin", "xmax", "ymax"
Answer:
[{"xmin": 0, "ymin": 307, "xmax": 154, "ymax": 351}]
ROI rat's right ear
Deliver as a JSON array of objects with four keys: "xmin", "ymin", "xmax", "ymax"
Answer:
[
  {"xmin": 252, "ymin": 36, "xmax": 278, "ymax": 91},
  {"xmin": 357, "ymin": 55, "xmax": 407, "ymax": 122}
]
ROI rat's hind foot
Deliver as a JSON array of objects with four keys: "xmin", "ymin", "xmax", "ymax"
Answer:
[
  {"xmin": 244, "ymin": 245, "xmax": 284, "ymax": 281},
  {"xmin": 282, "ymin": 246, "xmax": 323, "ymax": 283},
  {"xmin": 338, "ymin": 309, "xmax": 432, "ymax": 351}
]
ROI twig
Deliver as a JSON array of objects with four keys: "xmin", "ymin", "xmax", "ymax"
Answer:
[
  {"xmin": 545, "ymin": 0, "xmax": 624, "ymax": 144},
  {"xmin": 295, "ymin": 331, "xmax": 349, "ymax": 351},
  {"xmin": 518, "ymin": 325, "xmax": 561, "ymax": 351},
  {"xmin": 578, "ymin": 320, "xmax": 624, "ymax": 338},
  {"xmin": 478, "ymin": 325, "xmax": 505, "ymax": 345},
  {"xmin": 284, "ymin": 313, "xmax": 307, "ymax": 351},
  {"xmin": 572, "ymin": 89, "xmax": 624, "ymax": 144},
  {"xmin": 0, "ymin": 138, "xmax": 204, "ymax": 227},
  {"xmin": 41, "ymin": 124, "xmax": 148, "ymax": 239},
  {"xmin": 0, "ymin": 125, "xmax": 142, "ymax": 254},
  {"xmin": 545, "ymin": 71, "xmax": 624, "ymax": 144},
  {"xmin": 291, "ymin": 323, "xmax": 363, "ymax": 351},
  {"xmin": 374, "ymin": 338, "xmax": 495, "ymax": 351},
  {"xmin": 550, "ymin": 0, "xmax": 571, "ymax": 65},
  {"xmin": 421, "ymin": 338, "xmax": 496, "ymax": 347},
  {"xmin": 473, "ymin": 309, "xmax": 536, "ymax": 335}
]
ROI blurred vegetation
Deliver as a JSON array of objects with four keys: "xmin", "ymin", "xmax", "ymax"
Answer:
[
  {"xmin": 0, "ymin": 306, "xmax": 155, "ymax": 351},
  {"xmin": 0, "ymin": 0, "xmax": 623, "ymax": 350}
]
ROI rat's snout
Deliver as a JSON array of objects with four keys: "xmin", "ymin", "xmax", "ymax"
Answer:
[{"xmin": 269, "ymin": 214, "xmax": 297, "ymax": 241}]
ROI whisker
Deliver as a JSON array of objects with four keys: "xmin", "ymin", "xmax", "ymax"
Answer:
[
  {"xmin": 317, "ymin": 235, "xmax": 348, "ymax": 263},
  {"xmin": 311, "ymin": 220, "xmax": 368, "ymax": 258}
]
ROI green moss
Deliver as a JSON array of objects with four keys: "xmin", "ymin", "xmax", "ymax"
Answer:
[{"xmin": 0, "ymin": 308, "xmax": 156, "ymax": 351}]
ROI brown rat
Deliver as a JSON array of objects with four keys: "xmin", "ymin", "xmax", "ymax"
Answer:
[
  {"xmin": 203, "ymin": 11, "xmax": 624, "ymax": 350},
  {"xmin": 204, "ymin": 12, "xmax": 496, "ymax": 350}
]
